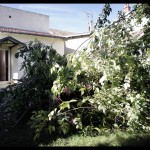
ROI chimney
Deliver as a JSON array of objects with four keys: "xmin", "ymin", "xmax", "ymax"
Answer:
[{"xmin": 123, "ymin": 4, "xmax": 130, "ymax": 15}]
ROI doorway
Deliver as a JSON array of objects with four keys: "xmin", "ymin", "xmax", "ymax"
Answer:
[{"xmin": 0, "ymin": 50, "xmax": 9, "ymax": 81}]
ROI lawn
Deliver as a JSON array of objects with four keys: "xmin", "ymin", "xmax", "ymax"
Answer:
[
  {"xmin": 40, "ymin": 131, "xmax": 150, "ymax": 147},
  {"xmin": 0, "ymin": 124, "xmax": 150, "ymax": 147}
]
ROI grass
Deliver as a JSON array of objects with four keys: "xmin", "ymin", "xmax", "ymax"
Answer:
[
  {"xmin": 40, "ymin": 131, "xmax": 150, "ymax": 147},
  {"xmin": 0, "ymin": 124, "xmax": 150, "ymax": 147}
]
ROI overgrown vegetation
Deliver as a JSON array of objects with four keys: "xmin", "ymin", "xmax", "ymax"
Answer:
[{"xmin": 0, "ymin": 3, "xmax": 150, "ymax": 146}]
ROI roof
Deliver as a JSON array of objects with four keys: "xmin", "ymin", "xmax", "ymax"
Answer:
[
  {"xmin": 0, "ymin": 36, "xmax": 24, "ymax": 48},
  {"xmin": 49, "ymin": 28, "xmax": 76, "ymax": 37},
  {"xmin": 0, "ymin": 26, "xmax": 91, "ymax": 39},
  {"xmin": 49, "ymin": 28, "xmax": 91, "ymax": 38},
  {"xmin": 65, "ymin": 32, "xmax": 92, "ymax": 39},
  {"xmin": 0, "ymin": 26, "xmax": 65, "ymax": 39}
]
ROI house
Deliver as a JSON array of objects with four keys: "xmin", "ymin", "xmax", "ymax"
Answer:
[{"xmin": 0, "ymin": 5, "xmax": 91, "ymax": 87}]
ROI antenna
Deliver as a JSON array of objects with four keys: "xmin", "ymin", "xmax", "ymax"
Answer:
[
  {"xmin": 84, "ymin": 11, "xmax": 93, "ymax": 32},
  {"xmin": 91, "ymin": 13, "xmax": 93, "ymax": 31}
]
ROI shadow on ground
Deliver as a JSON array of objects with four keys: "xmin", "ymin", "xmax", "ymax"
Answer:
[
  {"xmin": 96, "ymin": 134, "xmax": 150, "ymax": 147},
  {"xmin": 0, "ymin": 124, "xmax": 35, "ymax": 147},
  {"xmin": 0, "ymin": 124, "xmax": 70, "ymax": 147},
  {"xmin": 118, "ymin": 134, "xmax": 150, "ymax": 146}
]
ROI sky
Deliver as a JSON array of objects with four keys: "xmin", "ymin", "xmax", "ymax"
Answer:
[{"xmin": 0, "ymin": 3, "xmax": 135, "ymax": 33}]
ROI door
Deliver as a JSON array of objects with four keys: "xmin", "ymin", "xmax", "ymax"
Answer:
[{"xmin": 0, "ymin": 50, "xmax": 8, "ymax": 81}]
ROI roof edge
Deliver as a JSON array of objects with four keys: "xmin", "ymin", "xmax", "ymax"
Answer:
[
  {"xmin": 0, "ymin": 26, "xmax": 91, "ymax": 40},
  {"xmin": 0, "ymin": 26, "xmax": 66, "ymax": 39},
  {"xmin": 65, "ymin": 32, "xmax": 92, "ymax": 39}
]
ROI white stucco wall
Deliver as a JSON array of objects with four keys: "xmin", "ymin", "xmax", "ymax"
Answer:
[
  {"xmin": 0, "ymin": 32, "xmax": 90, "ymax": 80},
  {"xmin": 0, "ymin": 33, "xmax": 65, "ymax": 79},
  {"xmin": 64, "ymin": 36, "xmax": 90, "ymax": 55},
  {"xmin": 0, "ymin": 5, "xmax": 49, "ymax": 33},
  {"xmin": 0, "ymin": 33, "xmax": 64, "ymax": 55}
]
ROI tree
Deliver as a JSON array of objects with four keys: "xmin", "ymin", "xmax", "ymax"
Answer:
[{"xmin": 48, "ymin": 3, "xmax": 150, "ymax": 136}]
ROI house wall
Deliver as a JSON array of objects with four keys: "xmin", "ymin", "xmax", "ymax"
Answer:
[
  {"xmin": 0, "ymin": 5, "xmax": 49, "ymax": 33},
  {"xmin": 64, "ymin": 36, "xmax": 90, "ymax": 55},
  {"xmin": 0, "ymin": 33, "xmax": 65, "ymax": 79}
]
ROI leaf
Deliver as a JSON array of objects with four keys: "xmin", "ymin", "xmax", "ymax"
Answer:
[
  {"xmin": 98, "ymin": 105, "xmax": 106, "ymax": 114},
  {"xmin": 114, "ymin": 123, "xmax": 119, "ymax": 128},
  {"xmin": 59, "ymin": 102, "xmax": 70, "ymax": 110},
  {"xmin": 73, "ymin": 117, "xmax": 82, "ymax": 129},
  {"xmin": 93, "ymin": 127, "xmax": 101, "ymax": 133},
  {"xmin": 77, "ymin": 101, "xmax": 83, "ymax": 107},
  {"xmin": 99, "ymin": 74, "xmax": 107, "ymax": 85},
  {"xmin": 60, "ymin": 122, "xmax": 70, "ymax": 135},
  {"xmin": 34, "ymin": 134, "xmax": 40, "ymax": 141},
  {"xmin": 48, "ymin": 108, "xmax": 57, "ymax": 121},
  {"xmin": 69, "ymin": 99, "xmax": 77, "ymax": 103},
  {"xmin": 95, "ymin": 87, "xmax": 100, "ymax": 93},
  {"xmin": 59, "ymin": 100, "xmax": 77, "ymax": 110},
  {"xmin": 48, "ymin": 125, "xmax": 55, "ymax": 134},
  {"xmin": 79, "ymin": 88, "xmax": 86, "ymax": 96}
]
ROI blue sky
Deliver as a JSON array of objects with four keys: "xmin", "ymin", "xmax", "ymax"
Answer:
[{"xmin": 0, "ymin": 3, "xmax": 135, "ymax": 33}]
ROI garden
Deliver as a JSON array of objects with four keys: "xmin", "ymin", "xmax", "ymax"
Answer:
[{"xmin": 0, "ymin": 4, "xmax": 150, "ymax": 147}]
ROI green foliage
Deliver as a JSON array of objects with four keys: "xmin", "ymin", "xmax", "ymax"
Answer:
[
  {"xmin": 13, "ymin": 40, "xmax": 67, "ymax": 115},
  {"xmin": 95, "ymin": 3, "xmax": 112, "ymax": 28},
  {"xmin": 46, "ymin": 3, "xmax": 150, "ymax": 138},
  {"xmin": 0, "ymin": 40, "xmax": 67, "ymax": 133},
  {"xmin": 29, "ymin": 110, "xmax": 50, "ymax": 140}
]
